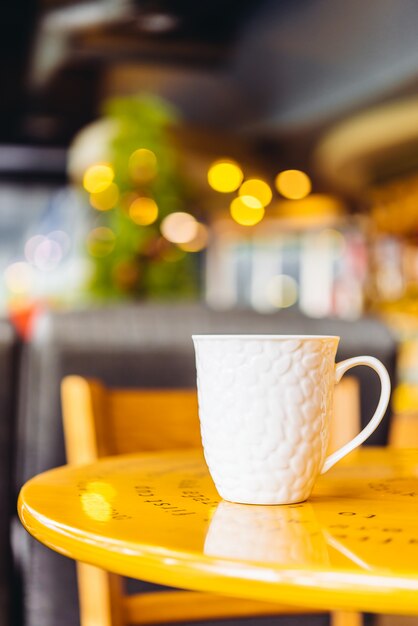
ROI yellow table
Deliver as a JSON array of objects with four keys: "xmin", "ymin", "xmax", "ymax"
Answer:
[{"xmin": 18, "ymin": 448, "xmax": 418, "ymax": 615}]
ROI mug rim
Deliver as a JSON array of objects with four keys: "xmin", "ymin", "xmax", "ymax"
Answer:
[{"xmin": 192, "ymin": 334, "xmax": 340, "ymax": 340}]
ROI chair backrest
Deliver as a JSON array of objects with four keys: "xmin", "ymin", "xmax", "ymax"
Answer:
[
  {"xmin": 62, "ymin": 375, "xmax": 360, "ymax": 464},
  {"xmin": 329, "ymin": 376, "xmax": 361, "ymax": 454},
  {"xmin": 389, "ymin": 413, "xmax": 418, "ymax": 447},
  {"xmin": 61, "ymin": 376, "xmax": 201, "ymax": 464}
]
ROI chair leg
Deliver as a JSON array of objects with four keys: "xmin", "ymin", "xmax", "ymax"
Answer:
[
  {"xmin": 331, "ymin": 612, "xmax": 363, "ymax": 626},
  {"xmin": 77, "ymin": 563, "xmax": 125, "ymax": 626}
]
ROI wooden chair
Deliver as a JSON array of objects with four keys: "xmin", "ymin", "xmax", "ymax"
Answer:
[
  {"xmin": 329, "ymin": 375, "xmax": 361, "ymax": 456},
  {"xmin": 61, "ymin": 375, "xmax": 361, "ymax": 626},
  {"xmin": 389, "ymin": 412, "xmax": 418, "ymax": 448},
  {"xmin": 376, "ymin": 409, "xmax": 418, "ymax": 626}
]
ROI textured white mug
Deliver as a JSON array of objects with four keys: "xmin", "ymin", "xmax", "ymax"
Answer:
[{"xmin": 192, "ymin": 335, "xmax": 391, "ymax": 505}]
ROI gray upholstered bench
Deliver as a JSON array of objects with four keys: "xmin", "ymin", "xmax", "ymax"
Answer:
[{"xmin": 0, "ymin": 320, "xmax": 18, "ymax": 626}]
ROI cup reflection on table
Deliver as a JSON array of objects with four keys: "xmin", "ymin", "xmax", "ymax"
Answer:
[{"xmin": 204, "ymin": 501, "xmax": 330, "ymax": 566}]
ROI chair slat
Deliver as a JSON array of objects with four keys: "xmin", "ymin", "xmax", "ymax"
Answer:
[{"xmin": 123, "ymin": 590, "xmax": 321, "ymax": 624}]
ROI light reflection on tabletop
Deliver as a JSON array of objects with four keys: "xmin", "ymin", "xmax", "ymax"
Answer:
[{"xmin": 18, "ymin": 448, "xmax": 418, "ymax": 615}]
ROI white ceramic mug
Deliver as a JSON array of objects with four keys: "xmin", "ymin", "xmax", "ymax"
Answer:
[{"xmin": 192, "ymin": 335, "xmax": 391, "ymax": 505}]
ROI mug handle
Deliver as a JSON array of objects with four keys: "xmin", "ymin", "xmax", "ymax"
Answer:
[{"xmin": 321, "ymin": 356, "xmax": 391, "ymax": 474}]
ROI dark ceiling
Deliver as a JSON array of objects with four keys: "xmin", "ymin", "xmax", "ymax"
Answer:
[
  {"xmin": 3, "ymin": 0, "xmax": 418, "ymax": 190},
  {"xmin": 0, "ymin": 0, "xmax": 263, "ymax": 146},
  {"xmin": 0, "ymin": 0, "xmax": 36, "ymax": 143}
]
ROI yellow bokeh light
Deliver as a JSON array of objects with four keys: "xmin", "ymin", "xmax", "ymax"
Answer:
[
  {"xmin": 240, "ymin": 195, "xmax": 263, "ymax": 209},
  {"xmin": 129, "ymin": 148, "xmax": 157, "ymax": 183},
  {"xmin": 161, "ymin": 212, "xmax": 198, "ymax": 244},
  {"xmin": 129, "ymin": 197, "xmax": 159, "ymax": 225},
  {"xmin": 275, "ymin": 169, "xmax": 311, "ymax": 200},
  {"xmin": 80, "ymin": 492, "xmax": 112, "ymax": 522},
  {"xmin": 230, "ymin": 196, "xmax": 265, "ymax": 226},
  {"xmin": 178, "ymin": 223, "xmax": 209, "ymax": 252},
  {"xmin": 83, "ymin": 164, "xmax": 114, "ymax": 194},
  {"xmin": 207, "ymin": 159, "xmax": 243, "ymax": 193},
  {"xmin": 87, "ymin": 227, "xmax": 115, "ymax": 257},
  {"xmin": 86, "ymin": 481, "xmax": 116, "ymax": 499},
  {"xmin": 90, "ymin": 183, "xmax": 119, "ymax": 211},
  {"xmin": 239, "ymin": 179, "xmax": 272, "ymax": 207},
  {"xmin": 4, "ymin": 262, "xmax": 33, "ymax": 294}
]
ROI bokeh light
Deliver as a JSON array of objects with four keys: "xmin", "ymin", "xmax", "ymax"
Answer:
[
  {"xmin": 178, "ymin": 223, "xmax": 209, "ymax": 252},
  {"xmin": 87, "ymin": 227, "xmax": 116, "ymax": 257},
  {"xmin": 4, "ymin": 262, "xmax": 33, "ymax": 294},
  {"xmin": 266, "ymin": 274, "xmax": 298, "ymax": 308},
  {"xmin": 239, "ymin": 179, "xmax": 272, "ymax": 207},
  {"xmin": 25, "ymin": 235, "xmax": 46, "ymax": 263},
  {"xmin": 275, "ymin": 169, "xmax": 311, "ymax": 200},
  {"xmin": 161, "ymin": 212, "xmax": 198, "ymax": 244},
  {"xmin": 90, "ymin": 183, "xmax": 119, "ymax": 211},
  {"xmin": 80, "ymin": 480, "xmax": 117, "ymax": 522},
  {"xmin": 80, "ymin": 492, "xmax": 112, "ymax": 522},
  {"xmin": 129, "ymin": 148, "xmax": 158, "ymax": 183},
  {"xmin": 87, "ymin": 481, "xmax": 116, "ymax": 499},
  {"xmin": 48, "ymin": 231, "xmax": 71, "ymax": 256},
  {"xmin": 129, "ymin": 197, "xmax": 159, "ymax": 225},
  {"xmin": 207, "ymin": 159, "xmax": 243, "ymax": 193},
  {"xmin": 25, "ymin": 231, "xmax": 71, "ymax": 271},
  {"xmin": 32, "ymin": 239, "xmax": 62, "ymax": 271},
  {"xmin": 83, "ymin": 164, "xmax": 114, "ymax": 194},
  {"xmin": 230, "ymin": 196, "xmax": 265, "ymax": 226}
]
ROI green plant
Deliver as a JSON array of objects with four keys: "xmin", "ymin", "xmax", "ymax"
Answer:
[{"xmin": 86, "ymin": 95, "xmax": 199, "ymax": 300}]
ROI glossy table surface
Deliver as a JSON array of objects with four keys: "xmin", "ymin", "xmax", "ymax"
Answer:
[{"xmin": 18, "ymin": 448, "xmax": 418, "ymax": 615}]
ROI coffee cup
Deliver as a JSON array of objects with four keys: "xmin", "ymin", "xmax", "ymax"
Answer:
[{"xmin": 192, "ymin": 335, "xmax": 390, "ymax": 505}]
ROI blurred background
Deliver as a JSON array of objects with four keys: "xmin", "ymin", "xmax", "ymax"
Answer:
[
  {"xmin": 4, "ymin": 2, "xmax": 418, "ymax": 626},
  {"xmin": 3, "ymin": 0, "xmax": 418, "ymax": 409}
]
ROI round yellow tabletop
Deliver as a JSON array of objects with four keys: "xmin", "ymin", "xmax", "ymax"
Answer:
[{"xmin": 18, "ymin": 448, "xmax": 418, "ymax": 615}]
